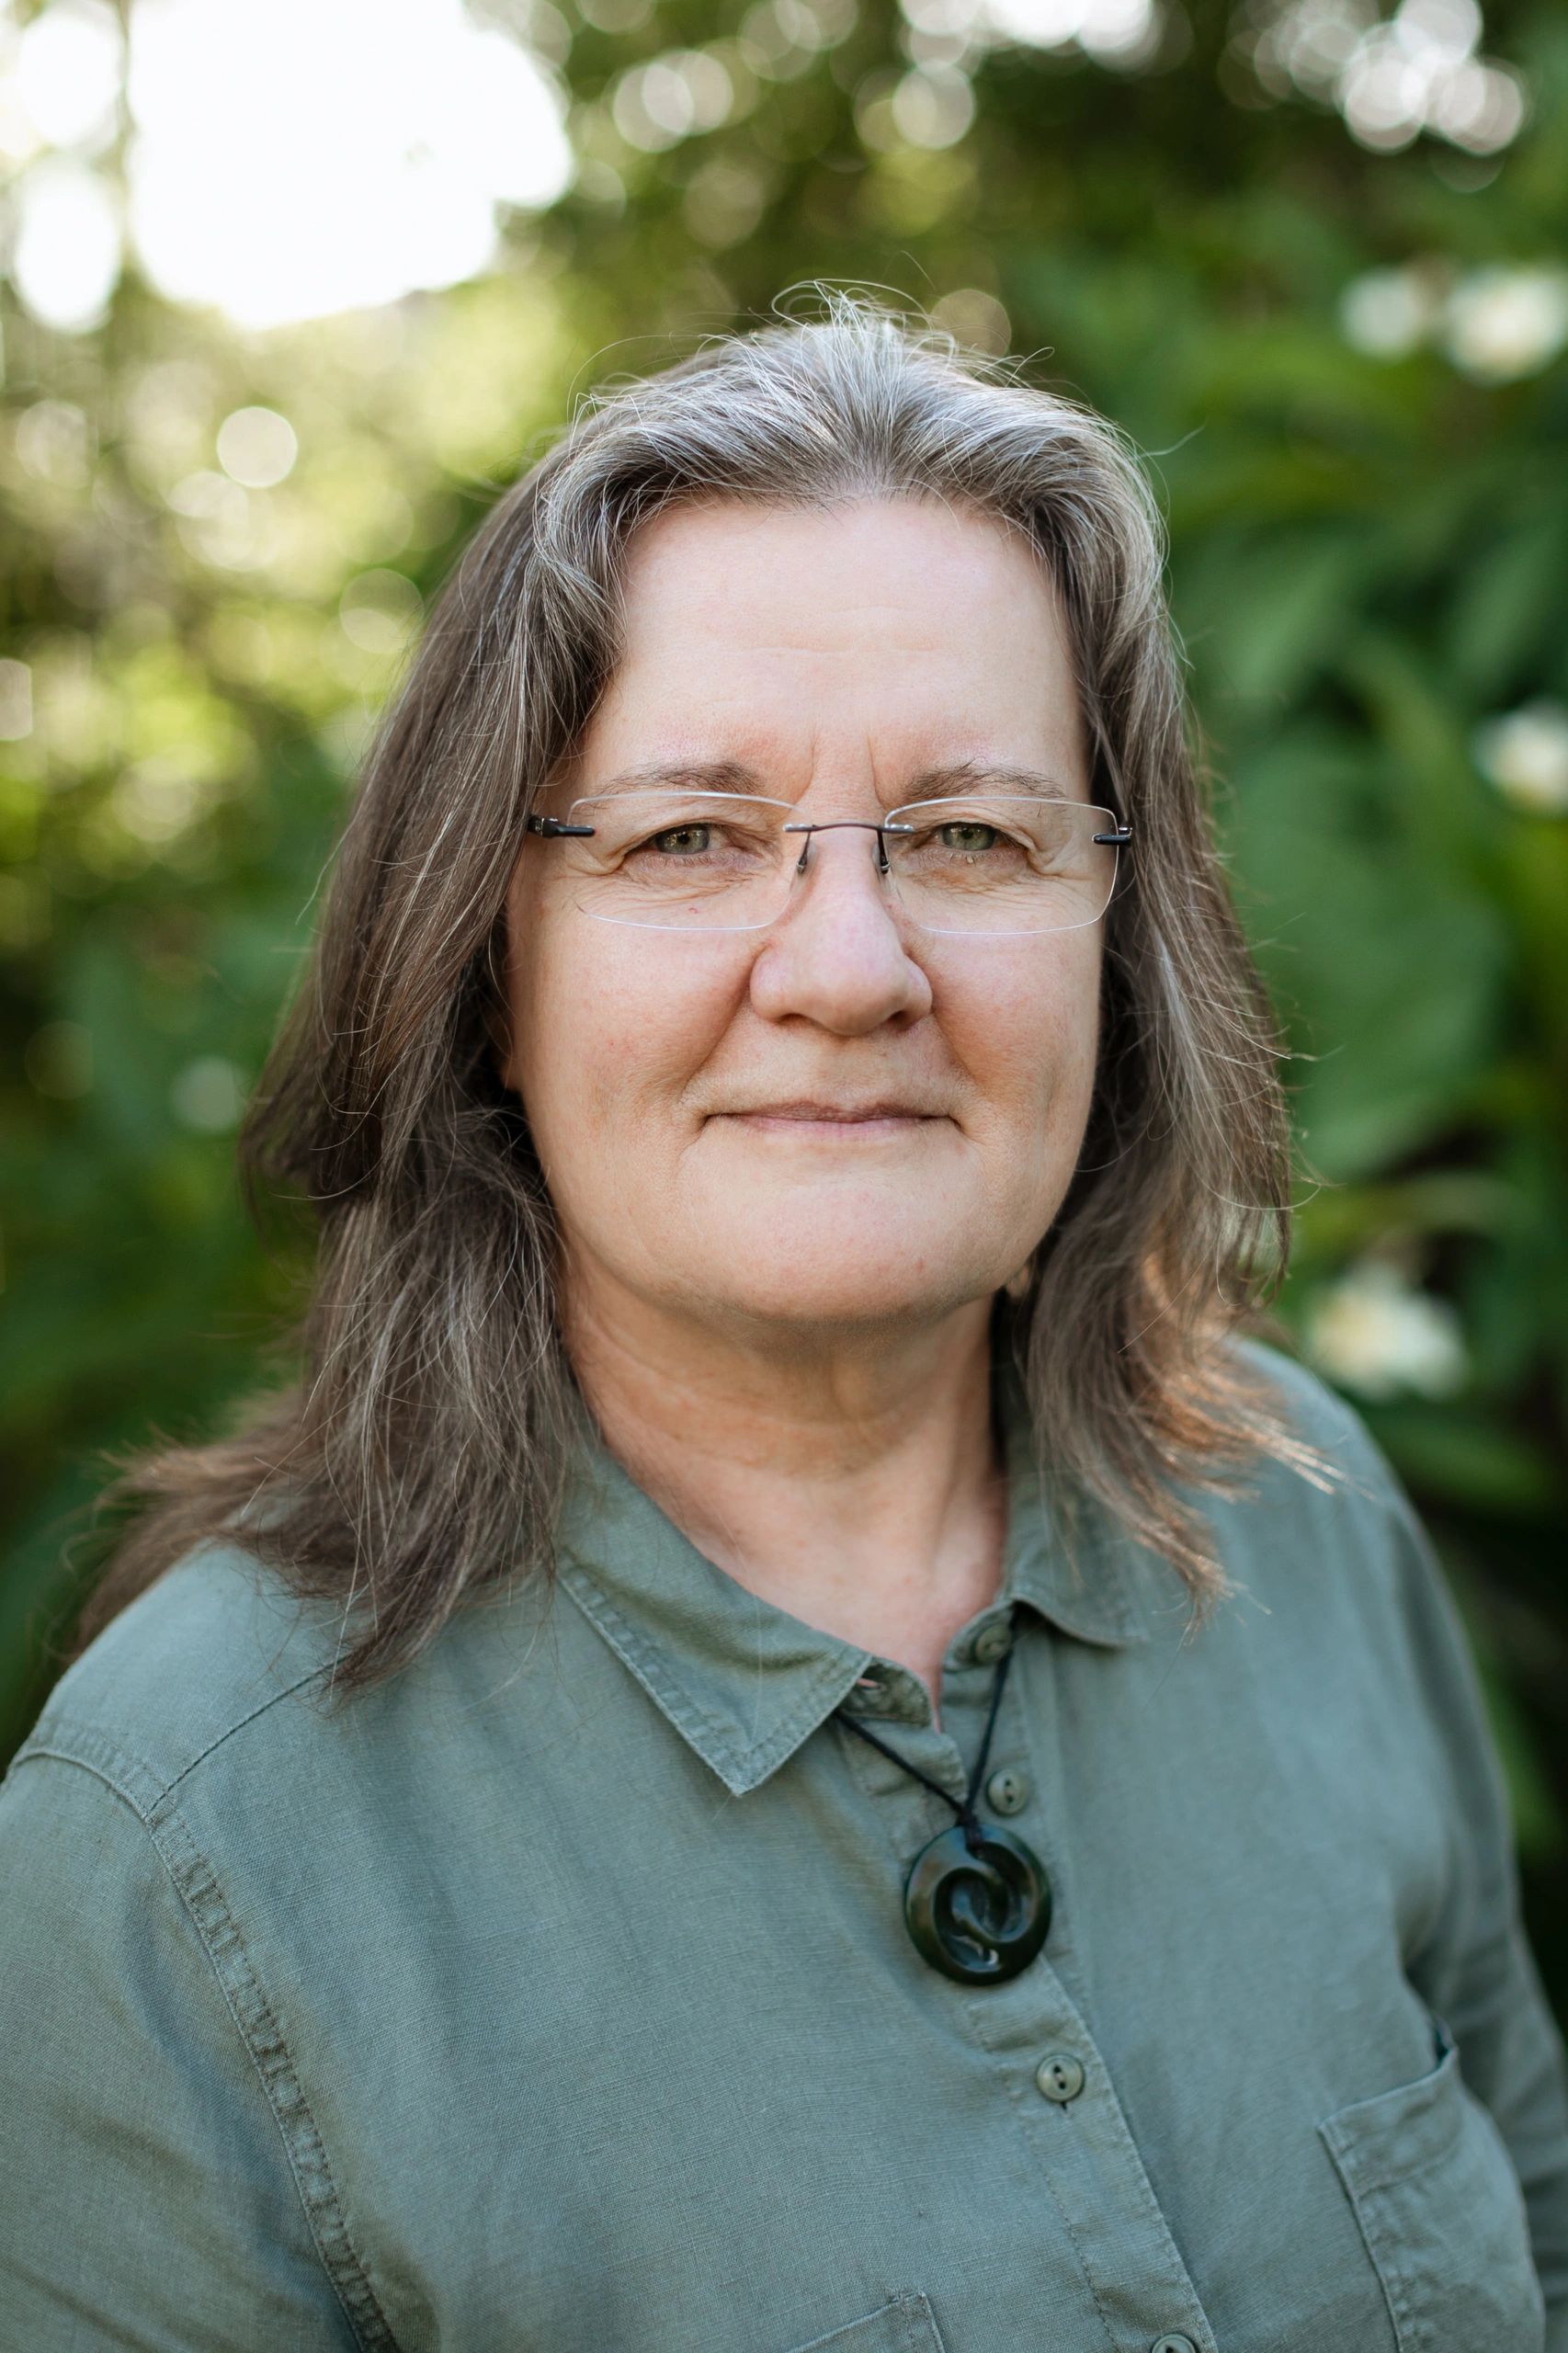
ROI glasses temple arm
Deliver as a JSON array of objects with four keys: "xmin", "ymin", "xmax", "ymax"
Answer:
[{"xmin": 526, "ymin": 813, "xmax": 597, "ymax": 838}]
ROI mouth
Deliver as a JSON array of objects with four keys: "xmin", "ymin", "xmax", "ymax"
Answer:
[{"xmin": 716, "ymin": 1100, "xmax": 947, "ymax": 1136}]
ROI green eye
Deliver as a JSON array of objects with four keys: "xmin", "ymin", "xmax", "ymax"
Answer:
[
  {"xmin": 651, "ymin": 824, "xmax": 712, "ymax": 856},
  {"xmin": 938, "ymin": 822, "xmax": 1000, "ymax": 853}
]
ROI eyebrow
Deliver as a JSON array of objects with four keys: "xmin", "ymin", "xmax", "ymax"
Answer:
[
  {"xmin": 592, "ymin": 760, "xmax": 766, "ymax": 798},
  {"xmin": 583, "ymin": 758, "xmax": 1080, "ymax": 803},
  {"xmin": 904, "ymin": 761, "xmax": 1079, "ymax": 803}
]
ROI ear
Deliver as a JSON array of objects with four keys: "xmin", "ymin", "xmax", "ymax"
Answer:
[{"xmin": 1003, "ymin": 1252, "xmax": 1038, "ymax": 1303}]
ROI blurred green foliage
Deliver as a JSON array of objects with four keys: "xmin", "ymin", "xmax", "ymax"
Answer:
[{"xmin": 3, "ymin": 0, "xmax": 1565, "ymax": 2001}]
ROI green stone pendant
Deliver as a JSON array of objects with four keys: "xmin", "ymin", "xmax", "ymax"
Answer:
[{"xmin": 903, "ymin": 1822, "xmax": 1052, "ymax": 1984}]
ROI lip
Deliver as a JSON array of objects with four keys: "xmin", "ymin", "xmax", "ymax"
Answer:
[{"xmin": 716, "ymin": 1100, "xmax": 946, "ymax": 1130}]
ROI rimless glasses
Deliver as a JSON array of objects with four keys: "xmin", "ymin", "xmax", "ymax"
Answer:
[{"xmin": 524, "ymin": 789, "xmax": 1131, "ymax": 938}]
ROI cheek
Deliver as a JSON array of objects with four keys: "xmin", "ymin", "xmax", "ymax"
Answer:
[
  {"xmin": 505, "ymin": 898, "xmax": 739, "ymax": 1162},
  {"xmin": 1050, "ymin": 975, "xmax": 1103, "ymax": 1123},
  {"xmin": 943, "ymin": 940, "xmax": 1100, "ymax": 1135}
]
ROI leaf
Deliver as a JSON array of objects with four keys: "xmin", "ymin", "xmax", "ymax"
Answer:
[{"xmin": 1441, "ymin": 506, "xmax": 1568, "ymax": 703}]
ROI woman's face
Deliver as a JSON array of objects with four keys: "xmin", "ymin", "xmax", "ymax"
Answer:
[{"xmin": 502, "ymin": 494, "xmax": 1105, "ymax": 1338}]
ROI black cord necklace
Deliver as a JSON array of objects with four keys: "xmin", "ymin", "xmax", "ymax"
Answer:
[{"xmin": 838, "ymin": 1627, "xmax": 1052, "ymax": 1986}]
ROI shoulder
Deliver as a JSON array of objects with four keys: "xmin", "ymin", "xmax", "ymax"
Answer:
[
  {"xmin": 9, "ymin": 1529, "xmax": 574, "ymax": 1836},
  {"xmin": 9, "ymin": 1540, "xmax": 351, "ymax": 1822},
  {"xmin": 1173, "ymin": 1334, "xmax": 1444, "ymax": 1657},
  {"xmin": 1217, "ymin": 1332, "xmax": 1415, "ymax": 1538},
  {"xmin": 1225, "ymin": 1332, "xmax": 1396, "ymax": 1486},
  {"xmin": 1082, "ymin": 1339, "xmax": 1488, "ymax": 1813},
  {"xmin": 1212, "ymin": 1343, "xmax": 1523, "ymax": 1852}
]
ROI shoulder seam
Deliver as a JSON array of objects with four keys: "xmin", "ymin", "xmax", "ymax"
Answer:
[
  {"xmin": 5, "ymin": 1742, "xmax": 165, "ymax": 1822},
  {"xmin": 20, "ymin": 1662, "xmax": 335, "ymax": 1813},
  {"xmin": 163, "ymin": 1663, "xmax": 336, "ymax": 1800}
]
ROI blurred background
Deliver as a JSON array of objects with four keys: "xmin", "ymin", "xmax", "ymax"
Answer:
[{"xmin": 1, "ymin": 0, "xmax": 1564, "ymax": 2006}]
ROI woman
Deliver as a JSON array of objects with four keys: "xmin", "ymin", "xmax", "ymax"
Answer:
[{"xmin": 2, "ymin": 294, "xmax": 1564, "ymax": 2353}]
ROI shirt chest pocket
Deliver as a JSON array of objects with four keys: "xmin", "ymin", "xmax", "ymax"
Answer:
[
  {"xmin": 784, "ymin": 2291, "xmax": 947, "ymax": 2352},
  {"xmin": 1318, "ymin": 2009, "xmax": 1544, "ymax": 2353}
]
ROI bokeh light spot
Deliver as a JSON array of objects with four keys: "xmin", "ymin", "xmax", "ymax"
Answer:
[
  {"xmin": 930, "ymin": 286, "xmax": 1012, "ymax": 353},
  {"xmin": 338, "ymin": 570, "xmax": 424, "ymax": 656},
  {"xmin": 216, "ymin": 406, "xmax": 299, "ymax": 489},
  {"xmin": 1472, "ymin": 699, "xmax": 1568, "ymax": 815},
  {"xmin": 683, "ymin": 157, "xmax": 772, "ymax": 247},
  {"xmin": 1338, "ymin": 261, "xmax": 1447, "ymax": 356},
  {"xmin": 11, "ymin": 160, "xmax": 122, "ymax": 331},
  {"xmin": 170, "ymin": 1054, "xmax": 246, "ymax": 1131},
  {"xmin": 15, "ymin": 0, "xmax": 122, "ymax": 151},
  {"xmin": 125, "ymin": 0, "xmax": 572, "ymax": 330},
  {"xmin": 14, "ymin": 401, "xmax": 95, "ymax": 485},
  {"xmin": 890, "ymin": 64, "xmax": 975, "ymax": 146},
  {"xmin": 1441, "ymin": 265, "xmax": 1568, "ymax": 382},
  {"xmin": 0, "ymin": 660, "xmax": 36, "ymax": 742},
  {"xmin": 1305, "ymin": 1258, "xmax": 1468, "ymax": 1400},
  {"xmin": 1241, "ymin": 0, "xmax": 1528, "ymax": 156}
]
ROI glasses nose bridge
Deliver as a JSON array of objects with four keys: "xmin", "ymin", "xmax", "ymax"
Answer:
[{"xmin": 782, "ymin": 816, "xmax": 904, "ymax": 881}]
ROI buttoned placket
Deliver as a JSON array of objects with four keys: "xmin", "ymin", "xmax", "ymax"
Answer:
[
  {"xmin": 836, "ymin": 1605, "xmax": 1222, "ymax": 2353},
  {"xmin": 556, "ymin": 1407, "xmax": 1225, "ymax": 2353}
]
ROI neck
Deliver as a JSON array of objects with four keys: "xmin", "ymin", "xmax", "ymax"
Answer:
[{"xmin": 563, "ymin": 1271, "xmax": 1006, "ymax": 1708}]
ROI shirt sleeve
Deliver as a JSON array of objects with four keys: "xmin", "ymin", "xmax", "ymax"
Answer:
[
  {"xmin": 1372, "ymin": 1461, "xmax": 1568, "ymax": 2347},
  {"xmin": 0, "ymin": 1746, "xmax": 360, "ymax": 2352}
]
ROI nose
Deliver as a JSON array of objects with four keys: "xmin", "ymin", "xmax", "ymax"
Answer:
[{"xmin": 747, "ymin": 824, "xmax": 933, "ymax": 1034}]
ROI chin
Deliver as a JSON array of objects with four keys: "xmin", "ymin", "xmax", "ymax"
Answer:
[
  {"xmin": 682, "ymin": 1226, "xmax": 1004, "ymax": 1334},
  {"xmin": 722, "ymin": 1279, "xmax": 988, "ymax": 1335}
]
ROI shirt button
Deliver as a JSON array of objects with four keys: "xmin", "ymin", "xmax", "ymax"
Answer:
[
  {"xmin": 1034, "ymin": 2052, "xmax": 1085, "ymax": 2103},
  {"xmin": 971, "ymin": 1620, "xmax": 1011, "ymax": 1665},
  {"xmin": 1151, "ymin": 2338, "xmax": 1198, "ymax": 2353},
  {"xmin": 984, "ymin": 1767, "xmax": 1030, "ymax": 1816}
]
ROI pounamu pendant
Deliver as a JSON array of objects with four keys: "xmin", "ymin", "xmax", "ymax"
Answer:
[{"xmin": 903, "ymin": 1821, "xmax": 1052, "ymax": 1984}]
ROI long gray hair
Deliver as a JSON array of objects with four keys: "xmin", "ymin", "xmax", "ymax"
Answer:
[{"xmin": 73, "ymin": 290, "xmax": 1332, "ymax": 1694}]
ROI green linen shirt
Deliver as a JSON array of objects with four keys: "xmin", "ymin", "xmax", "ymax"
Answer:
[{"xmin": 3, "ymin": 1338, "xmax": 1567, "ymax": 2353}]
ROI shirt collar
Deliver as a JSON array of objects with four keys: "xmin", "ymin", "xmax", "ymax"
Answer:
[{"xmin": 554, "ymin": 1368, "xmax": 1150, "ymax": 1798}]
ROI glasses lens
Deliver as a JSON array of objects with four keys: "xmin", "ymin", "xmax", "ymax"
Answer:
[
  {"xmin": 560, "ymin": 792, "xmax": 795, "ymax": 930},
  {"xmin": 885, "ymin": 798, "xmax": 1120, "ymax": 935}
]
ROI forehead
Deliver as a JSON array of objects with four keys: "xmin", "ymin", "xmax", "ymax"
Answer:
[{"xmin": 570, "ymin": 494, "xmax": 1089, "ymax": 795}]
